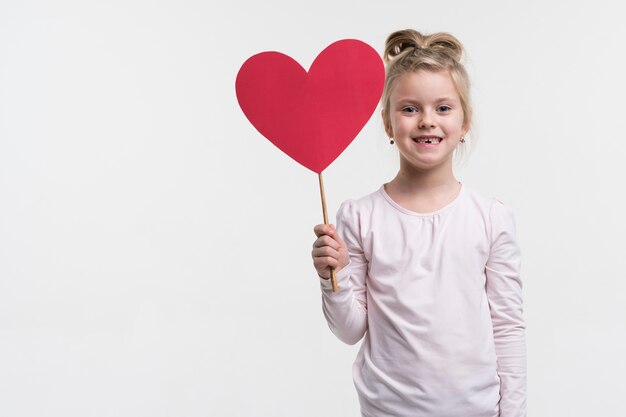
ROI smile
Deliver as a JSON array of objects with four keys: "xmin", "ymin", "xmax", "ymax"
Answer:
[{"xmin": 412, "ymin": 137, "xmax": 442, "ymax": 144}]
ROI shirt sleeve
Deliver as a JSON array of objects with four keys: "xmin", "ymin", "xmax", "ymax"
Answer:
[
  {"xmin": 485, "ymin": 200, "xmax": 527, "ymax": 417},
  {"xmin": 319, "ymin": 200, "xmax": 368, "ymax": 345}
]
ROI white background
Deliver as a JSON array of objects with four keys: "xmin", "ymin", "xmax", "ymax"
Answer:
[{"xmin": 1, "ymin": 0, "xmax": 625, "ymax": 416}]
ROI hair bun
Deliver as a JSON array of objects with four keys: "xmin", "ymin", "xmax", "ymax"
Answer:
[{"xmin": 383, "ymin": 29, "xmax": 464, "ymax": 63}]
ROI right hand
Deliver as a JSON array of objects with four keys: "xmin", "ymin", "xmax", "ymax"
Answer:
[{"xmin": 311, "ymin": 224, "xmax": 350, "ymax": 280}]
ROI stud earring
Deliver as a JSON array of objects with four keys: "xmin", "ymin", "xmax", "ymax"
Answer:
[
  {"xmin": 460, "ymin": 135, "xmax": 466, "ymax": 143},
  {"xmin": 389, "ymin": 138, "xmax": 395, "ymax": 145}
]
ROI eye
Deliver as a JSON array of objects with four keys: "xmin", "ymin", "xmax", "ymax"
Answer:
[
  {"xmin": 437, "ymin": 105, "xmax": 451, "ymax": 113},
  {"xmin": 401, "ymin": 106, "xmax": 418, "ymax": 113}
]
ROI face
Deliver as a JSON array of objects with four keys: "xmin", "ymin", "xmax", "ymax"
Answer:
[{"xmin": 384, "ymin": 70, "xmax": 467, "ymax": 173}]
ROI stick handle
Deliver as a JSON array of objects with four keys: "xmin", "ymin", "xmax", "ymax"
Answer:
[{"xmin": 318, "ymin": 172, "xmax": 338, "ymax": 292}]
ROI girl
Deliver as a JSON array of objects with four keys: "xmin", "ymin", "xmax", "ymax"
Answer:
[{"xmin": 311, "ymin": 29, "xmax": 526, "ymax": 417}]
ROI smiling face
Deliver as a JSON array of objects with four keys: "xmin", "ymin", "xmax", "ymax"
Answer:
[{"xmin": 384, "ymin": 69, "xmax": 468, "ymax": 174}]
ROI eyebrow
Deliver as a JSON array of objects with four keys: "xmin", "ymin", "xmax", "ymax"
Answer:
[
  {"xmin": 396, "ymin": 96, "xmax": 460, "ymax": 103},
  {"xmin": 435, "ymin": 97, "xmax": 459, "ymax": 102}
]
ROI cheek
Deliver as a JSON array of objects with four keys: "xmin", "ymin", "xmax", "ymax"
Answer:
[
  {"xmin": 446, "ymin": 117, "xmax": 465, "ymax": 133},
  {"xmin": 396, "ymin": 118, "xmax": 415, "ymax": 133}
]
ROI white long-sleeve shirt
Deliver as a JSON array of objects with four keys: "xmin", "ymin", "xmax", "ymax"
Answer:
[{"xmin": 320, "ymin": 184, "xmax": 526, "ymax": 417}]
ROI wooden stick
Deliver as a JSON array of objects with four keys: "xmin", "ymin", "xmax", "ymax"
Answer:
[{"xmin": 318, "ymin": 172, "xmax": 339, "ymax": 292}]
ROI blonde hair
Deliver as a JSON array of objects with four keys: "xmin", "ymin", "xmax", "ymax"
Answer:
[{"xmin": 381, "ymin": 29, "xmax": 473, "ymax": 142}]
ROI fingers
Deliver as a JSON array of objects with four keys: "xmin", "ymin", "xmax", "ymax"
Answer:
[
  {"xmin": 312, "ymin": 233, "xmax": 339, "ymax": 250},
  {"xmin": 312, "ymin": 223, "xmax": 344, "ymax": 279},
  {"xmin": 312, "ymin": 248, "xmax": 341, "ymax": 279},
  {"xmin": 312, "ymin": 255, "xmax": 335, "ymax": 279},
  {"xmin": 313, "ymin": 223, "xmax": 336, "ymax": 238},
  {"xmin": 311, "ymin": 240, "xmax": 341, "ymax": 260},
  {"xmin": 313, "ymin": 223, "xmax": 346, "ymax": 244}
]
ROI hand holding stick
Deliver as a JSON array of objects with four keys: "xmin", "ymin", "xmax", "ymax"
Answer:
[{"xmin": 318, "ymin": 172, "xmax": 339, "ymax": 292}]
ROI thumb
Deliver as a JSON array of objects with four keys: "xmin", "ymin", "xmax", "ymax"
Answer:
[
  {"xmin": 327, "ymin": 224, "xmax": 350, "ymax": 271},
  {"xmin": 327, "ymin": 224, "xmax": 347, "ymax": 248}
]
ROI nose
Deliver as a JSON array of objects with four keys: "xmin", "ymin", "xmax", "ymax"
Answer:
[{"xmin": 418, "ymin": 110, "xmax": 436, "ymax": 129}]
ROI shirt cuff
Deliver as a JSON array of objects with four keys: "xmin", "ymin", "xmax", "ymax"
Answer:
[{"xmin": 319, "ymin": 263, "xmax": 351, "ymax": 291}]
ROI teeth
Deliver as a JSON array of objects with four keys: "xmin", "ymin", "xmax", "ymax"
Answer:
[{"xmin": 414, "ymin": 137, "xmax": 442, "ymax": 144}]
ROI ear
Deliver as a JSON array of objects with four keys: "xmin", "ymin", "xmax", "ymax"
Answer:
[
  {"xmin": 462, "ymin": 120, "xmax": 471, "ymax": 137},
  {"xmin": 382, "ymin": 109, "xmax": 393, "ymax": 138}
]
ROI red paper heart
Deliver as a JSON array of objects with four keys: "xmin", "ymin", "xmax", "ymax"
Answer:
[{"xmin": 235, "ymin": 39, "xmax": 385, "ymax": 174}]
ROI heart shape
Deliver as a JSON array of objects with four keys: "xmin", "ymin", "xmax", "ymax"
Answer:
[{"xmin": 235, "ymin": 39, "xmax": 385, "ymax": 174}]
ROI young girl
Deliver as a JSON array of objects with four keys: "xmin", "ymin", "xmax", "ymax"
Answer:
[{"xmin": 312, "ymin": 29, "xmax": 526, "ymax": 417}]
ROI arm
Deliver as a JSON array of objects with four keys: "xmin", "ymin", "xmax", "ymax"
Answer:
[
  {"xmin": 313, "ymin": 200, "xmax": 368, "ymax": 345},
  {"xmin": 485, "ymin": 200, "xmax": 527, "ymax": 417}
]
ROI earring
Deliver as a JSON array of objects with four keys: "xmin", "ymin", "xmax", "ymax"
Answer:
[
  {"xmin": 389, "ymin": 138, "xmax": 395, "ymax": 145},
  {"xmin": 460, "ymin": 135, "xmax": 466, "ymax": 143}
]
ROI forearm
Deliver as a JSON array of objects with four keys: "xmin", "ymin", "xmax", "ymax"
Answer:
[
  {"xmin": 493, "ymin": 319, "xmax": 526, "ymax": 416},
  {"xmin": 320, "ymin": 266, "xmax": 367, "ymax": 345}
]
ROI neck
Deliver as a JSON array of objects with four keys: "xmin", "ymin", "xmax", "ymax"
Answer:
[
  {"xmin": 390, "ymin": 158, "xmax": 458, "ymax": 194},
  {"xmin": 385, "ymin": 161, "xmax": 461, "ymax": 213}
]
